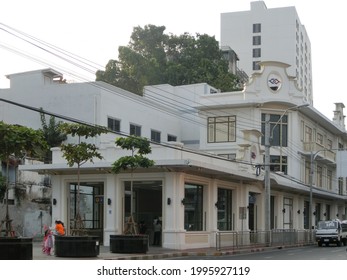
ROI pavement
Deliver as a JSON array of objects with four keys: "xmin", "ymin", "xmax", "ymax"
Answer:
[{"xmin": 32, "ymin": 241, "xmax": 291, "ymax": 260}]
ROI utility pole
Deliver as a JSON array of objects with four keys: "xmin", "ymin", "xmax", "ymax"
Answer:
[
  {"xmin": 263, "ymin": 104, "xmax": 309, "ymax": 246},
  {"xmin": 264, "ymin": 114, "xmax": 271, "ymax": 245},
  {"xmin": 309, "ymin": 151, "xmax": 315, "ymax": 239}
]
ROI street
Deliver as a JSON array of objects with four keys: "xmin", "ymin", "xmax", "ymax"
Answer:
[{"xmin": 168, "ymin": 245, "xmax": 347, "ymax": 260}]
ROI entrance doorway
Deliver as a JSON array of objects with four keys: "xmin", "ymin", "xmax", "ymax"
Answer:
[
  {"xmin": 69, "ymin": 182, "xmax": 104, "ymax": 243},
  {"xmin": 248, "ymin": 192, "xmax": 257, "ymax": 231},
  {"xmin": 124, "ymin": 180, "xmax": 162, "ymax": 245}
]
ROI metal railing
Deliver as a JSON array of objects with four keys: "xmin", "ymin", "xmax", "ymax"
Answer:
[{"xmin": 216, "ymin": 229, "xmax": 314, "ymax": 250}]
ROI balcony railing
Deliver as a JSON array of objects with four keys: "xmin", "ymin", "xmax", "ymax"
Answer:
[
  {"xmin": 216, "ymin": 230, "xmax": 314, "ymax": 250},
  {"xmin": 303, "ymin": 142, "xmax": 336, "ymax": 163}
]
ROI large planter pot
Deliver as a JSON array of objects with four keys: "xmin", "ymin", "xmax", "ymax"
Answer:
[
  {"xmin": 54, "ymin": 235, "xmax": 100, "ymax": 257},
  {"xmin": 0, "ymin": 237, "xmax": 33, "ymax": 260},
  {"xmin": 110, "ymin": 235, "xmax": 149, "ymax": 254}
]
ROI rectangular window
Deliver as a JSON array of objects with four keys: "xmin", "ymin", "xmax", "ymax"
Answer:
[
  {"xmin": 167, "ymin": 134, "xmax": 177, "ymax": 142},
  {"xmin": 151, "ymin": 130, "xmax": 161, "ymax": 143},
  {"xmin": 270, "ymin": 155, "xmax": 287, "ymax": 174},
  {"xmin": 130, "ymin": 124, "xmax": 141, "ymax": 136},
  {"xmin": 253, "ymin": 23, "xmax": 261, "ymax": 33},
  {"xmin": 253, "ymin": 36, "xmax": 261, "ymax": 45},
  {"xmin": 316, "ymin": 166, "xmax": 323, "ymax": 187},
  {"xmin": 305, "ymin": 160, "xmax": 310, "ymax": 185},
  {"xmin": 327, "ymin": 139, "xmax": 333, "ymax": 150},
  {"xmin": 305, "ymin": 126, "xmax": 312, "ymax": 142},
  {"xmin": 107, "ymin": 117, "xmax": 120, "ymax": 132},
  {"xmin": 261, "ymin": 114, "xmax": 288, "ymax": 147},
  {"xmin": 207, "ymin": 116, "xmax": 236, "ymax": 143},
  {"xmin": 327, "ymin": 170, "xmax": 333, "ymax": 190},
  {"xmin": 184, "ymin": 183, "xmax": 203, "ymax": 231},
  {"xmin": 253, "ymin": 61, "xmax": 261, "ymax": 70},
  {"xmin": 217, "ymin": 188, "xmax": 233, "ymax": 230},
  {"xmin": 338, "ymin": 177, "xmax": 343, "ymax": 195},
  {"xmin": 253, "ymin": 48, "xmax": 261, "ymax": 58},
  {"xmin": 69, "ymin": 183, "xmax": 103, "ymax": 232},
  {"xmin": 316, "ymin": 133, "xmax": 323, "ymax": 146}
]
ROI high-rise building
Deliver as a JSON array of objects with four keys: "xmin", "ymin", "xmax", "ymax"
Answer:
[{"xmin": 221, "ymin": 1, "xmax": 312, "ymax": 104}]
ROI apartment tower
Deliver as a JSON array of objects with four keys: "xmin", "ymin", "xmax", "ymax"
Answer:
[{"xmin": 221, "ymin": 1, "xmax": 312, "ymax": 104}]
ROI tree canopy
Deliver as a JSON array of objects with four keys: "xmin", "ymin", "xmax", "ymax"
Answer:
[
  {"xmin": 96, "ymin": 24, "xmax": 241, "ymax": 95},
  {"xmin": 39, "ymin": 109, "xmax": 67, "ymax": 163}
]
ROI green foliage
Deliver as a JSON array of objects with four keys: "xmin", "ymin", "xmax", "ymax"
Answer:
[
  {"xmin": 60, "ymin": 142, "xmax": 103, "ymax": 167},
  {"xmin": 57, "ymin": 123, "xmax": 107, "ymax": 236},
  {"xmin": 39, "ymin": 110, "xmax": 67, "ymax": 163},
  {"xmin": 96, "ymin": 24, "xmax": 242, "ymax": 95},
  {"xmin": 58, "ymin": 123, "xmax": 108, "ymax": 138},
  {"xmin": 58, "ymin": 123, "xmax": 107, "ymax": 167},
  {"xmin": 115, "ymin": 136, "xmax": 153, "ymax": 155},
  {"xmin": 112, "ymin": 136, "xmax": 155, "ymax": 174},
  {"xmin": 0, "ymin": 172, "xmax": 5, "ymax": 202},
  {"xmin": 0, "ymin": 121, "xmax": 49, "ymax": 236},
  {"xmin": 0, "ymin": 121, "xmax": 49, "ymax": 162}
]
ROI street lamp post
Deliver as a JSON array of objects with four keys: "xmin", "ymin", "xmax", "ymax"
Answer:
[
  {"xmin": 264, "ymin": 104, "xmax": 309, "ymax": 245},
  {"xmin": 309, "ymin": 150, "xmax": 320, "ymax": 237}
]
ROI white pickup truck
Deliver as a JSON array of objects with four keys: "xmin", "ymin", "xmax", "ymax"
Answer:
[{"xmin": 315, "ymin": 219, "xmax": 347, "ymax": 247}]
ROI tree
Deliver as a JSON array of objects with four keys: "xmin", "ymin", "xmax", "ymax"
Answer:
[
  {"xmin": 96, "ymin": 24, "xmax": 241, "ymax": 95},
  {"xmin": 58, "ymin": 123, "xmax": 107, "ymax": 236},
  {"xmin": 0, "ymin": 121, "xmax": 48, "ymax": 236},
  {"xmin": 112, "ymin": 136, "xmax": 155, "ymax": 234},
  {"xmin": 39, "ymin": 109, "xmax": 67, "ymax": 163},
  {"xmin": 0, "ymin": 172, "xmax": 5, "ymax": 204}
]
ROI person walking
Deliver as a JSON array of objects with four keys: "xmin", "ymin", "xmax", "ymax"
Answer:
[
  {"xmin": 152, "ymin": 217, "xmax": 162, "ymax": 246},
  {"xmin": 42, "ymin": 226, "xmax": 53, "ymax": 255}
]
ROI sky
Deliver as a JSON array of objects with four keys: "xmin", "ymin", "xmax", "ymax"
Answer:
[{"xmin": 0, "ymin": 0, "xmax": 346, "ymax": 119}]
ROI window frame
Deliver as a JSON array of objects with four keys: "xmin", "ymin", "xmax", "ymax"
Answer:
[
  {"xmin": 253, "ymin": 35, "xmax": 261, "ymax": 46},
  {"xmin": 253, "ymin": 23, "xmax": 261, "ymax": 33},
  {"xmin": 207, "ymin": 116, "xmax": 236, "ymax": 143},
  {"xmin": 253, "ymin": 48, "xmax": 261, "ymax": 58},
  {"xmin": 184, "ymin": 183, "xmax": 204, "ymax": 231},
  {"xmin": 167, "ymin": 134, "xmax": 177, "ymax": 142},
  {"xmin": 151, "ymin": 129, "xmax": 161, "ymax": 143},
  {"xmin": 261, "ymin": 114, "xmax": 288, "ymax": 147},
  {"xmin": 107, "ymin": 117, "xmax": 121, "ymax": 133},
  {"xmin": 130, "ymin": 123, "xmax": 141, "ymax": 136}
]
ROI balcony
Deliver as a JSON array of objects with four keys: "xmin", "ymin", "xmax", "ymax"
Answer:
[{"xmin": 302, "ymin": 142, "xmax": 336, "ymax": 164}]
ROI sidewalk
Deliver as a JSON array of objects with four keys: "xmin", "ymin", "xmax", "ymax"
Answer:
[{"xmin": 33, "ymin": 241, "xmax": 279, "ymax": 260}]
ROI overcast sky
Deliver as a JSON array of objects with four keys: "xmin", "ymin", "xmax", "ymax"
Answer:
[{"xmin": 1, "ymin": 0, "xmax": 346, "ymax": 119}]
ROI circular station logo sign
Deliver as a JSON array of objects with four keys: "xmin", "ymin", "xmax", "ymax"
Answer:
[{"xmin": 267, "ymin": 73, "xmax": 282, "ymax": 92}]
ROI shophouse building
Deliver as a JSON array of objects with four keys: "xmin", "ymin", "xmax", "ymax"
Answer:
[{"xmin": 1, "ymin": 60, "xmax": 346, "ymax": 249}]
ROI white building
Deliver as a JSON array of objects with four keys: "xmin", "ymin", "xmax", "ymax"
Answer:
[
  {"xmin": 1, "ymin": 61, "xmax": 346, "ymax": 249},
  {"xmin": 221, "ymin": 1, "xmax": 312, "ymax": 104}
]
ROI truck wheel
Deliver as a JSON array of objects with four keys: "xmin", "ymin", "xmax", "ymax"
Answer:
[
  {"xmin": 318, "ymin": 242, "xmax": 322, "ymax": 247},
  {"xmin": 343, "ymin": 240, "xmax": 347, "ymax": 246}
]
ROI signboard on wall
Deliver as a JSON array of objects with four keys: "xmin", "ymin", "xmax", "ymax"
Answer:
[{"xmin": 94, "ymin": 195, "xmax": 104, "ymax": 204}]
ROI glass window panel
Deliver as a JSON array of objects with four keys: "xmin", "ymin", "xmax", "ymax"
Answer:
[{"xmin": 184, "ymin": 183, "xmax": 203, "ymax": 231}]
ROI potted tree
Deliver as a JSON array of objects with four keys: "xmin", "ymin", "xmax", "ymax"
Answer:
[
  {"xmin": 110, "ymin": 136, "xmax": 154, "ymax": 254},
  {"xmin": 0, "ymin": 121, "xmax": 48, "ymax": 260},
  {"xmin": 54, "ymin": 123, "xmax": 107, "ymax": 257}
]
